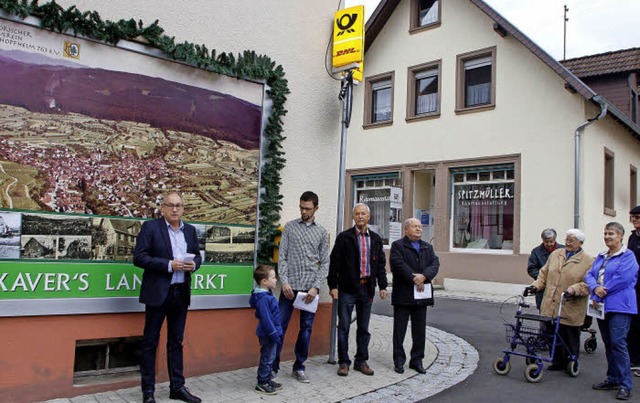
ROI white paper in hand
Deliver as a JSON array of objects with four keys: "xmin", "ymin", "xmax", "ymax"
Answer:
[
  {"xmin": 293, "ymin": 292, "xmax": 319, "ymax": 313},
  {"xmin": 414, "ymin": 283, "xmax": 433, "ymax": 300},
  {"xmin": 586, "ymin": 299, "xmax": 604, "ymax": 319},
  {"xmin": 179, "ymin": 253, "xmax": 196, "ymax": 263}
]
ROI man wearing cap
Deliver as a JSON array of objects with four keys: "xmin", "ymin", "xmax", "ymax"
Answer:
[{"xmin": 628, "ymin": 206, "xmax": 640, "ymax": 376}]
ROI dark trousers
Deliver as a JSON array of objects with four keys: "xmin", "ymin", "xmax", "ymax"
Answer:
[
  {"xmin": 627, "ymin": 313, "xmax": 640, "ymax": 366},
  {"xmin": 140, "ymin": 284, "xmax": 188, "ymax": 394},
  {"xmin": 337, "ymin": 283, "xmax": 372, "ymax": 366},
  {"xmin": 274, "ymin": 290, "xmax": 315, "ymax": 372},
  {"xmin": 257, "ymin": 336, "xmax": 279, "ymax": 384},
  {"xmin": 393, "ymin": 304, "xmax": 427, "ymax": 367},
  {"xmin": 598, "ymin": 313, "xmax": 633, "ymax": 391},
  {"xmin": 551, "ymin": 324, "xmax": 581, "ymax": 365}
]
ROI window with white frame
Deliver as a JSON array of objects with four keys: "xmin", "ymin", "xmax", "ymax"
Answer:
[
  {"xmin": 451, "ymin": 165, "xmax": 514, "ymax": 252},
  {"xmin": 456, "ymin": 48, "xmax": 496, "ymax": 112},
  {"xmin": 410, "ymin": 0, "xmax": 440, "ymax": 31},
  {"xmin": 464, "ymin": 57, "xmax": 492, "ymax": 107},
  {"xmin": 372, "ymin": 79, "xmax": 392, "ymax": 122},
  {"xmin": 364, "ymin": 72, "xmax": 394, "ymax": 126},
  {"xmin": 407, "ymin": 61, "xmax": 440, "ymax": 120}
]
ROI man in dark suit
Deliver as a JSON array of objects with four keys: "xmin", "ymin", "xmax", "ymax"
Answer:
[
  {"xmin": 328, "ymin": 203, "xmax": 388, "ymax": 377},
  {"xmin": 390, "ymin": 217, "xmax": 439, "ymax": 375},
  {"xmin": 133, "ymin": 192, "xmax": 202, "ymax": 403}
]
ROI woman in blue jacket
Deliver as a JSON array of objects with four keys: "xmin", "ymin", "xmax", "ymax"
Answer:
[{"xmin": 586, "ymin": 222, "xmax": 639, "ymax": 401}]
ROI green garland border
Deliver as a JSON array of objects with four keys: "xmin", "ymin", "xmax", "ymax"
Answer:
[{"xmin": 0, "ymin": 0, "xmax": 287, "ymax": 263}]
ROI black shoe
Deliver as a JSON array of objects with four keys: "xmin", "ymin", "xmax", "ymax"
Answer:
[
  {"xmin": 547, "ymin": 363, "xmax": 565, "ymax": 371},
  {"xmin": 592, "ymin": 380, "xmax": 619, "ymax": 390},
  {"xmin": 616, "ymin": 388, "xmax": 631, "ymax": 400},
  {"xmin": 143, "ymin": 394, "xmax": 156, "ymax": 403},
  {"xmin": 169, "ymin": 387, "xmax": 202, "ymax": 403},
  {"xmin": 394, "ymin": 365, "xmax": 404, "ymax": 374},
  {"xmin": 409, "ymin": 363, "xmax": 427, "ymax": 374}
]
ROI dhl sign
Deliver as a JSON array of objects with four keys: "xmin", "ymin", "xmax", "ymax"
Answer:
[{"xmin": 332, "ymin": 5, "xmax": 365, "ymax": 68}]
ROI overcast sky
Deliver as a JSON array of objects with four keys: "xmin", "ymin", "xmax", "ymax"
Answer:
[{"xmin": 344, "ymin": 0, "xmax": 640, "ymax": 60}]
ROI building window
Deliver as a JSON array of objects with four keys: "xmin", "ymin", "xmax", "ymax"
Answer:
[
  {"xmin": 456, "ymin": 47, "xmax": 496, "ymax": 113},
  {"xmin": 407, "ymin": 61, "xmax": 441, "ymax": 121},
  {"xmin": 631, "ymin": 165, "xmax": 637, "ymax": 208},
  {"xmin": 451, "ymin": 165, "xmax": 514, "ymax": 252},
  {"xmin": 364, "ymin": 72, "xmax": 394, "ymax": 127},
  {"xmin": 74, "ymin": 337, "xmax": 142, "ymax": 385},
  {"xmin": 410, "ymin": 0, "xmax": 441, "ymax": 32},
  {"xmin": 604, "ymin": 149, "xmax": 615, "ymax": 216},
  {"xmin": 353, "ymin": 173, "xmax": 402, "ymax": 245}
]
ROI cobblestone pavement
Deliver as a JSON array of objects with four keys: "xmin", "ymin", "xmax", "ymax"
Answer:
[{"xmin": 42, "ymin": 313, "xmax": 478, "ymax": 403}]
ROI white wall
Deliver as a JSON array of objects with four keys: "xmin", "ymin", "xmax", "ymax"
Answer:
[
  {"xmin": 56, "ymin": 0, "xmax": 344, "ymax": 237},
  {"xmin": 349, "ymin": 0, "xmax": 624, "ymax": 252}
]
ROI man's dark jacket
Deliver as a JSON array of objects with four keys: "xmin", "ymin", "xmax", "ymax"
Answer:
[
  {"xmin": 390, "ymin": 236, "xmax": 439, "ymax": 306},
  {"xmin": 327, "ymin": 226, "xmax": 387, "ymax": 297},
  {"xmin": 133, "ymin": 218, "xmax": 202, "ymax": 307},
  {"xmin": 527, "ymin": 243, "xmax": 564, "ymax": 280}
]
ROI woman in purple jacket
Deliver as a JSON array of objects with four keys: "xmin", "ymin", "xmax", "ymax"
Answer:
[{"xmin": 586, "ymin": 222, "xmax": 639, "ymax": 401}]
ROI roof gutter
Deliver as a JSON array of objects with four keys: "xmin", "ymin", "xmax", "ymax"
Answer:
[{"xmin": 574, "ymin": 95, "xmax": 608, "ymax": 228}]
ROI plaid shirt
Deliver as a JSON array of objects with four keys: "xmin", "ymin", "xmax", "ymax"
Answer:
[{"xmin": 278, "ymin": 218, "xmax": 329, "ymax": 291}]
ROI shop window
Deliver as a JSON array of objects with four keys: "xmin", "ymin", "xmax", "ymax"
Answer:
[
  {"xmin": 631, "ymin": 165, "xmax": 637, "ymax": 208},
  {"xmin": 451, "ymin": 165, "xmax": 514, "ymax": 252},
  {"xmin": 407, "ymin": 61, "xmax": 441, "ymax": 121},
  {"xmin": 353, "ymin": 173, "xmax": 402, "ymax": 245},
  {"xmin": 364, "ymin": 72, "xmax": 394, "ymax": 127},
  {"xmin": 456, "ymin": 47, "xmax": 496, "ymax": 113},
  {"xmin": 604, "ymin": 149, "xmax": 615, "ymax": 216},
  {"xmin": 410, "ymin": 0, "xmax": 441, "ymax": 32},
  {"xmin": 74, "ymin": 337, "xmax": 142, "ymax": 385}
]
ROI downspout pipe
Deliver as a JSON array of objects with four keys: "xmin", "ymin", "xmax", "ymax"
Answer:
[{"xmin": 574, "ymin": 95, "xmax": 607, "ymax": 228}]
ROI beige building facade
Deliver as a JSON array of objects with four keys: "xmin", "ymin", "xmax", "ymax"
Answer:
[{"xmin": 347, "ymin": 0, "xmax": 640, "ymax": 285}]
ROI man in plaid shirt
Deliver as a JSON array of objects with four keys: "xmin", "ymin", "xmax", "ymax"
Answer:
[{"xmin": 273, "ymin": 191, "xmax": 329, "ymax": 384}]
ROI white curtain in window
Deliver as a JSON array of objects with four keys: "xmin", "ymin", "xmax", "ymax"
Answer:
[
  {"xmin": 466, "ymin": 83, "xmax": 490, "ymax": 106},
  {"xmin": 417, "ymin": 93, "xmax": 437, "ymax": 114},
  {"xmin": 420, "ymin": 1, "xmax": 438, "ymax": 25}
]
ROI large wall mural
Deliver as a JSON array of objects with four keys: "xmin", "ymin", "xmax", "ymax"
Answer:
[{"xmin": 0, "ymin": 15, "xmax": 263, "ymax": 315}]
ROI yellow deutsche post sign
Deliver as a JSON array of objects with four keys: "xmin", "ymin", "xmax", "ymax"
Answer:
[{"xmin": 332, "ymin": 5, "xmax": 365, "ymax": 68}]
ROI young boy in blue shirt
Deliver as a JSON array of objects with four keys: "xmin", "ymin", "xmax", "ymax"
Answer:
[{"xmin": 249, "ymin": 265, "xmax": 283, "ymax": 395}]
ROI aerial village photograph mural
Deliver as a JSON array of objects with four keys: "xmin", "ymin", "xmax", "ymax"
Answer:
[{"xmin": 0, "ymin": 17, "xmax": 263, "ymax": 265}]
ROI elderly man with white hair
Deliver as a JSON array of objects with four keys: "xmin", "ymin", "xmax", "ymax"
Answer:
[{"xmin": 525, "ymin": 228, "xmax": 594, "ymax": 372}]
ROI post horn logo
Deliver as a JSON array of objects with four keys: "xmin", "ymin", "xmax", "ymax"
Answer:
[
  {"xmin": 64, "ymin": 41, "xmax": 81, "ymax": 59},
  {"xmin": 336, "ymin": 13, "xmax": 358, "ymax": 36}
]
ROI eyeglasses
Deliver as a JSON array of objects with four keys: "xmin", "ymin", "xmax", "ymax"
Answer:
[
  {"xmin": 163, "ymin": 203, "xmax": 184, "ymax": 210},
  {"xmin": 631, "ymin": 215, "xmax": 640, "ymax": 220},
  {"xmin": 299, "ymin": 206, "xmax": 314, "ymax": 212},
  {"xmin": 564, "ymin": 238, "xmax": 579, "ymax": 244}
]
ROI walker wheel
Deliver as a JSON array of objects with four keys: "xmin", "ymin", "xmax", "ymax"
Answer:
[
  {"xmin": 566, "ymin": 360, "xmax": 579, "ymax": 377},
  {"xmin": 524, "ymin": 363, "xmax": 543, "ymax": 383},
  {"xmin": 493, "ymin": 357, "xmax": 511, "ymax": 375},
  {"xmin": 584, "ymin": 337, "xmax": 597, "ymax": 354}
]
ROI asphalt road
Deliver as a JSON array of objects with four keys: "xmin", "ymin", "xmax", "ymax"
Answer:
[{"xmin": 373, "ymin": 296, "xmax": 639, "ymax": 403}]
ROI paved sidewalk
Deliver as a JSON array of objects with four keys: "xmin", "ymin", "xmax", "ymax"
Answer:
[{"xmin": 42, "ymin": 313, "xmax": 478, "ymax": 403}]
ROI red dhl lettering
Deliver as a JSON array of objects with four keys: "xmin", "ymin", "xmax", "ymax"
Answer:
[{"xmin": 336, "ymin": 48, "xmax": 357, "ymax": 56}]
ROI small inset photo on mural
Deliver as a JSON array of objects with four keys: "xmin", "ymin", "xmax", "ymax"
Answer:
[
  {"xmin": 21, "ymin": 213, "xmax": 91, "ymax": 236},
  {"xmin": 56, "ymin": 235, "xmax": 92, "ymax": 259},
  {"xmin": 205, "ymin": 225, "xmax": 254, "ymax": 263},
  {"xmin": 206, "ymin": 225, "xmax": 231, "ymax": 243},
  {"xmin": 90, "ymin": 217, "xmax": 142, "ymax": 262},
  {"xmin": 0, "ymin": 211, "xmax": 21, "ymax": 258},
  {"xmin": 21, "ymin": 235, "xmax": 57, "ymax": 259}
]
